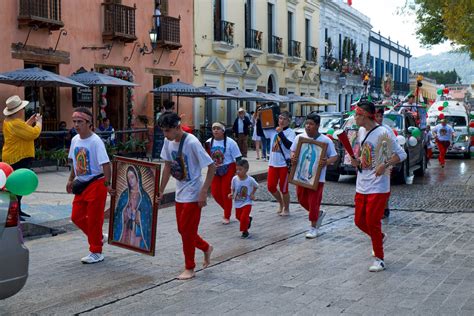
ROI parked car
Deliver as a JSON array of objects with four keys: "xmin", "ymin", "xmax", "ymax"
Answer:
[
  {"xmin": 293, "ymin": 112, "xmax": 345, "ymax": 135},
  {"xmin": 0, "ymin": 192, "xmax": 29, "ymax": 300},
  {"xmin": 327, "ymin": 110, "xmax": 426, "ymax": 184}
]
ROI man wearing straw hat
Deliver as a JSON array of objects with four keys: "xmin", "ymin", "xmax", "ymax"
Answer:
[
  {"xmin": 2, "ymin": 95, "xmax": 42, "ymax": 221},
  {"xmin": 233, "ymin": 108, "xmax": 252, "ymax": 157}
]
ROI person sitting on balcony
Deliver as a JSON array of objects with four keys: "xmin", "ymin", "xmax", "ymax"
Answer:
[
  {"xmin": 155, "ymin": 2, "xmax": 161, "ymax": 40},
  {"xmin": 98, "ymin": 117, "xmax": 116, "ymax": 146}
]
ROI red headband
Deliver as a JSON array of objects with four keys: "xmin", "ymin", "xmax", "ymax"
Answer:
[
  {"xmin": 72, "ymin": 112, "xmax": 92, "ymax": 122},
  {"xmin": 355, "ymin": 106, "xmax": 375, "ymax": 119}
]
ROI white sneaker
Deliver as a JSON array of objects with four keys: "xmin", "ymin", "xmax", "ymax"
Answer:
[
  {"xmin": 369, "ymin": 258, "xmax": 386, "ymax": 272},
  {"xmin": 305, "ymin": 227, "xmax": 319, "ymax": 239},
  {"xmin": 315, "ymin": 210, "xmax": 326, "ymax": 229},
  {"xmin": 372, "ymin": 233, "xmax": 388, "ymax": 257},
  {"xmin": 81, "ymin": 253, "xmax": 104, "ymax": 264}
]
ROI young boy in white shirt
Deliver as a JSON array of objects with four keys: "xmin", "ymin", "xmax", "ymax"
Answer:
[
  {"xmin": 228, "ymin": 159, "xmax": 258, "ymax": 238},
  {"xmin": 158, "ymin": 112, "xmax": 216, "ymax": 280}
]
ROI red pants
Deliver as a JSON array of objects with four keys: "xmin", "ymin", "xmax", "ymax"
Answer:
[
  {"xmin": 354, "ymin": 192, "xmax": 390, "ymax": 260},
  {"xmin": 427, "ymin": 148, "xmax": 433, "ymax": 160},
  {"xmin": 236, "ymin": 205, "xmax": 252, "ymax": 232},
  {"xmin": 211, "ymin": 163, "xmax": 236, "ymax": 220},
  {"xmin": 436, "ymin": 140, "xmax": 450, "ymax": 166},
  {"xmin": 71, "ymin": 179, "xmax": 107, "ymax": 253},
  {"xmin": 297, "ymin": 183, "xmax": 324, "ymax": 222},
  {"xmin": 267, "ymin": 166, "xmax": 289, "ymax": 194},
  {"xmin": 175, "ymin": 202, "xmax": 210, "ymax": 270}
]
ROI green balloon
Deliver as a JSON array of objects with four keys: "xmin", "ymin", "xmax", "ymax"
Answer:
[
  {"xmin": 437, "ymin": 89, "xmax": 443, "ymax": 95},
  {"xmin": 6, "ymin": 168, "xmax": 38, "ymax": 196},
  {"xmin": 443, "ymin": 101, "xmax": 449, "ymax": 107},
  {"xmin": 411, "ymin": 127, "xmax": 421, "ymax": 138},
  {"xmin": 327, "ymin": 128, "xmax": 335, "ymax": 135}
]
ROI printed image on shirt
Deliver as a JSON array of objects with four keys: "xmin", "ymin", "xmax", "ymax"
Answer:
[
  {"xmin": 439, "ymin": 128, "xmax": 447, "ymax": 136},
  {"xmin": 360, "ymin": 142, "xmax": 374, "ymax": 170},
  {"xmin": 374, "ymin": 133, "xmax": 393, "ymax": 175},
  {"xmin": 74, "ymin": 147, "xmax": 91, "ymax": 176},
  {"xmin": 272, "ymin": 134, "xmax": 281, "ymax": 152},
  {"xmin": 211, "ymin": 146, "xmax": 225, "ymax": 166},
  {"xmin": 170, "ymin": 151, "xmax": 190, "ymax": 181},
  {"xmin": 235, "ymin": 185, "xmax": 248, "ymax": 201}
]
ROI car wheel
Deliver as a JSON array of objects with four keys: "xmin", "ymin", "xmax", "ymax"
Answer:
[
  {"xmin": 414, "ymin": 150, "xmax": 426, "ymax": 176},
  {"xmin": 326, "ymin": 172, "xmax": 340, "ymax": 182}
]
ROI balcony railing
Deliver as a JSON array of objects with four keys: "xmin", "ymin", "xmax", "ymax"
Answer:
[
  {"xmin": 306, "ymin": 46, "xmax": 317, "ymax": 63},
  {"xmin": 18, "ymin": 0, "xmax": 64, "ymax": 30},
  {"xmin": 214, "ymin": 20, "xmax": 234, "ymax": 45},
  {"xmin": 268, "ymin": 35, "xmax": 283, "ymax": 55},
  {"xmin": 288, "ymin": 40, "xmax": 301, "ymax": 57},
  {"xmin": 102, "ymin": 2, "xmax": 137, "ymax": 43},
  {"xmin": 245, "ymin": 29, "xmax": 263, "ymax": 50},
  {"xmin": 154, "ymin": 15, "xmax": 182, "ymax": 50}
]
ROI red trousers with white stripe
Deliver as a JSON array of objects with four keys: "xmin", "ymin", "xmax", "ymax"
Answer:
[
  {"xmin": 235, "ymin": 205, "xmax": 252, "ymax": 232},
  {"xmin": 71, "ymin": 179, "xmax": 107, "ymax": 253},
  {"xmin": 211, "ymin": 163, "xmax": 236, "ymax": 220},
  {"xmin": 354, "ymin": 192, "xmax": 390, "ymax": 260},
  {"xmin": 175, "ymin": 202, "xmax": 210, "ymax": 270},
  {"xmin": 267, "ymin": 166, "xmax": 289, "ymax": 194},
  {"xmin": 296, "ymin": 183, "xmax": 324, "ymax": 222}
]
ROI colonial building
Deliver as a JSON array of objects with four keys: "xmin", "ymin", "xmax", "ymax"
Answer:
[
  {"xmin": 369, "ymin": 31, "xmax": 411, "ymax": 100},
  {"xmin": 193, "ymin": 0, "xmax": 321, "ymax": 128},
  {"xmin": 319, "ymin": 0, "xmax": 371, "ymax": 112},
  {"xmin": 0, "ymin": 0, "xmax": 193, "ymax": 131},
  {"xmin": 409, "ymin": 74, "xmax": 438, "ymax": 105}
]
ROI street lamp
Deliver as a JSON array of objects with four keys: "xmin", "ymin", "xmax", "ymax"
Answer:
[
  {"xmin": 244, "ymin": 53, "xmax": 252, "ymax": 69},
  {"xmin": 301, "ymin": 63, "xmax": 307, "ymax": 77}
]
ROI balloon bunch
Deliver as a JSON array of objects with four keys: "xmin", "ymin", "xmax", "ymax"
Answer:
[
  {"xmin": 99, "ymin": 86, "xmax": 108, "ymax": 119},
  {"xmin": 0, "ymin": 163, "xmax": 38, "ymax": 196}
]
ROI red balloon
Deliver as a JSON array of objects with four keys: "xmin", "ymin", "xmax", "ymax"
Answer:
[
  {"xmin": 439, "ymin": 113, "xmax": 445, "ymax": 119},
  {"xmin": 438, "ymin": 106, "xmax": 444, "ymax": 111},
  {"xmin": 469, "ymin": 121, "xmax": 474, "ymax": 128},
  {"xmin": 443, "ymin": 88, "xmax": 449, "ymax": 94},
  {"xmin": 0, "ymin": 162, "xmax": 13, "ymax": 178}
]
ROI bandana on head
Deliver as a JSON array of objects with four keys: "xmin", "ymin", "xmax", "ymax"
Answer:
[
  {"xmin": 212, "ymin": 122, "xmax": 225, "ymax": 131},
  {"xmin": 72, "ymin": 112, "xmax": 92, "ymax": 122},
  {"xmin": 355, "ymin": 106, "xmax": 375, "ymax": 119}
]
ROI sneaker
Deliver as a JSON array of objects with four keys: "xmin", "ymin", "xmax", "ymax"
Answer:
[
  {"xmin": 369, "ymin": 258, "xmax": 385, "ymax": 272},
  {"xmin": 372, "ymin": 233, "xmax": 388, "ymax": 257},
  {"xmin": 315, "ymin": 210, "xmax": 326, "ymax": 229},
  {"xmin": 305, "ymin": 227, "xmax": 319, "ymax": 239},
  {"xmin": 248, "ymin": 216, "xmax": 252, "ymax": 229},
  {"xmin": 81, "ymin": 253, "xmax": 104, "ymax": 264},
  {"xmin": 241, "ymin": 231, "xmax": 249, "ymax": 238}
]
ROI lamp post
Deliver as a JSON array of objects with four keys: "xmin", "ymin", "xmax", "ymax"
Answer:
[
  {"xmin": 301, "ymin": 63, "xmax": 307, "ymax": 77},
  {"xmin": 244, "ymin": 53, "xmax": 252, "ymax": 69},
  {"xmin": 140, "ymin": 29, "xmax": 158, "ymax": 55}
]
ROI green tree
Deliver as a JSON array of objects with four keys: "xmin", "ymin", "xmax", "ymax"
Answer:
[
  {"xmin": 400, "ymin": 0, "xmax": 474, "ymax": 59},
  {"xmin": 419, "ymin": 69, "xmax": 461, "ymax": 84}
]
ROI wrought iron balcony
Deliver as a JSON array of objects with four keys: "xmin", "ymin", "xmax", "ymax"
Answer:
[
  {"xmin": 102, "ymin": 2, "xmax": 137, "ymax": 43},
  {"xmin": 245, "ymin": 29, "xmax": 263, "ymax": 51},
  {"xmin": 288, "ymin": 40, "xmax": 301, "ymax": 58},
  {"xmin": 18, "ymin": 0, "xmax": 64, "ymax": 30},
  {"xmin": 214, "ymin": 20, "xmax": 234, "ymax": 45},
  {"xmin": 306, "ymin": 46, "xmax": 317, "ymax": 63},
  {"xmin": 268, "ymin": 35, "xmax": 283, "ymax": 55},
  {"xmin": 154, "ymin": 15, "xmax": 182, "ymax": 50}
]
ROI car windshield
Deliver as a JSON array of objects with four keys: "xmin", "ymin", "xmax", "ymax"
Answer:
[
  {"xmin": 342, "ymin": 116, "xmax": 358, "ymax": 130},
  {"xmin": 455, "ymin": 134, "xmax": 469, "ymax": 143},
  {"xmin": 383, "ymin": 114, "xmax": 403, "ymax": 131},
  {"xmin": 320, "ymin": 116, "xmax": 341, "ymax": 132}
]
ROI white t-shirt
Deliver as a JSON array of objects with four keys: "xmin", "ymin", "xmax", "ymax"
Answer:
[
  {"xmin": 433, "ymin": 124, "xmax": 455, "ymax": 142},
  {"xmin": 290, "ymin": 132, "xmax": 337, "ymax": 183},
  {"xmin": 205, "ymin": 137, "xmax": 241, "ymax": 166},
  {"xmin": 231, "ymin": 175, "xmax": 259, "ymax": 208},
  {"xmin": 161, "ymin": 133, "xmax": 213, "ymax": 203},
  {"xmin": 356, "ymin": 126, "xmax": 407, "ymax": 194},
  {"xmin": 68, "ymin": 133, "xmax": 110, "ymax": 182},
  {"xmin": 263, "ymin": 128, "xmax": 296, "ymax": 167}
]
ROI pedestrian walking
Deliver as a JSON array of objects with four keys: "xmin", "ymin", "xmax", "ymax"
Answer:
[
  {"xmin": 228, "ymin": 159, "xmax": 258, "ymax": 238},
  {"xmin": 205, "ymin": 122, "xmax": 241, "ymax": 225},
  {"xmin": 424, "ymin": 125, "xmax": 434, "ymax": 161},
  {"xmin": 66, "ymin": 107, "xmax": 113, "ymax": 264},
  {"xmin": 233, "ymin": 108, "xmax": 252, "ymax": 157},
  {"xmin": 432, "ymin": 118, "xmax": 454, "ymax": 168},
  {"xmin": 290, "ymin": 112, "xmax": 337, "ymax": 238},
  {"xmin": 251, "ymin": 110, "xmax": 262, "ymax": 160},
  {"xmin": 158, "ymin": 112, "xmax": 215, "ymax": 280},
  {"xmin": 2, "ymin": 95, "xmax": 42, "ymax": 221},
  {"xmin": 350, "ymin": 99, "xmax": 407, "ymax": 272},
  {"xmin": 263, "ymin": 111, "xmax": 296, "ymax": 216}
]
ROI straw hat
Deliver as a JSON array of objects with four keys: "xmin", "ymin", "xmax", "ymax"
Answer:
[
  {"xmin": 238, "ymin": 107, "xmax": 246, "ymax": 113},
  {"xmin": 4, "ymin": 95, "xmax": 29, "ymax": 116}
]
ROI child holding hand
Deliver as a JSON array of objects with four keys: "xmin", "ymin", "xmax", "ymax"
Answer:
[{"xmin": 228, "ymin": 159, "xmax": 258, "ymax": 238}]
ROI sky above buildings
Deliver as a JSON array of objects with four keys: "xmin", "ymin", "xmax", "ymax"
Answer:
[{"xmin": 351, "ymin": 0, "xmax": 453, "ymax": 57}]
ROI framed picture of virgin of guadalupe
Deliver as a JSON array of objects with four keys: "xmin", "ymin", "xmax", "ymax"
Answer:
[
  {"xmin": 108, "ymin": 157, "xmax": 161, "ymax": 256},
  {"xmin": 289, "ymin": 138, "xmax": 328, "ymax": 190}
]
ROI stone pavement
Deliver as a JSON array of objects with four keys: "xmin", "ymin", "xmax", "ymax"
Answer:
[{"xmin": 2, "ymin": 198, "xmax": 474, "ymax": 315}]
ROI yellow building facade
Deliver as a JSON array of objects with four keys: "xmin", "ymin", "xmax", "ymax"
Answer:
[
  {"xmin": 193, "ymin": 0, "xmax": 321, "ymax": 128},
  {"xmin": 409, "ymin": 74, "xmax": 438, "ymax": 106}
]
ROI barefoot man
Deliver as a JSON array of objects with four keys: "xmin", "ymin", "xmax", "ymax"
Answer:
[{"xmin": 157, "ymin": 112, "xmax": 215, "ymax": 280}]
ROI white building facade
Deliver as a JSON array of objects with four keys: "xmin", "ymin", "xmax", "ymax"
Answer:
[{"xmin": 319, "ymin": 0, "xmax": 372, "ymax": 112}]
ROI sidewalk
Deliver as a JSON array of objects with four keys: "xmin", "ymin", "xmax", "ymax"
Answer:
[{"xmin": 21, "ymin": 149, "xmax": 270, "ymax": 236}]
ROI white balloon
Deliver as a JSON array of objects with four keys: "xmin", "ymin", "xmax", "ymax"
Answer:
[
  {"xmin": 0, "ymin": 170, "xmax": 6, "ymax": 189},
  {"xmin": 396, "ymin": 135, "xmax": 406, "ymax": 146},
  {"xmin": 408, "ymin": 136, "xmax": 418, "ymax": 147}
]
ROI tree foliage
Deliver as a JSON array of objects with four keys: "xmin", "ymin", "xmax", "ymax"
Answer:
[
  {"xmin": 401, "ymin": 0, "xmax": 474, "ymax": 59},
  {"xmin": 419, "ymin": 69, "xmax": 461, "ymax": 84}
]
